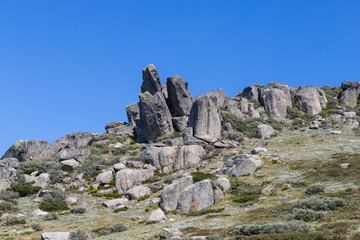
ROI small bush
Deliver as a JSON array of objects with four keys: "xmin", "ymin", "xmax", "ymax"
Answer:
[
  {"xmin": 291, "ymin": 196, "xmax": 345, "ymax": 212},
  {"xmin": 114, "ymin": 206, "xmax": 128, "ymax": 212},
  {"xmin": 49, "ymin": 169, "xmax": 64, "ymax": 184},
  {"xmin": 230, "ymin": 178, "xmax": 262, "ymax": 204},
  {"xmin": 191, "ymin": 171, "xmax": 217, "ymax": 183},
  {"xmin": 231, "ymin": 220, "xmax": 310, "ymax": 236},
  {"xmin": 222, "ymin": 131, "xmax": 244, "ymax": 142},
  {"xmin": 2, "ymin": 215, "xmax": 26, "ymax": 226},
  {"xmin": 187, "ymin": 208, "xmax": 224, "ymax": 216},
  {"xmin": 287, "ymin": 107, "xmax": 302, "ymax": 120},
  {"xmin": 137, "ymin": 195, "xmax": 150, "ymax": 202},
  {"xmin": 0, "ymin": 190, "xmax": 20, "ymax": 201},
  {"xmin": 71, "ymin": 208, "xmax": 86, "ymax": 214},
  {"xmin": 10, "ymin": 183, "xmax": 41, "ymax": 197},
  {"xmin": 44, "ymin": 213, "xmax": 58, "ymax": 220},
  {"xmin": 305, "ymin": 184, "xmax": 325, "ymax": 195},
  {"xmin": 31, "ymin": 223, "xmax": 44, "ymax": 231},
  {"xmin": 93, "ymin": 223, "xmax": 127, "ymax": 236},
  {"xmin": 0, "ymin": 201, "xmax": 17, "ymax": 212},
  {"xmin": 292, "ymin": 209, "xmax": 324, "ymax": 222},
  {"xmin": 39, "ymin": 199, "xmax": 69, "ymax": 212},
  {"xmin": 69, "ymin": 229, "xmax": 92, "ymax": 240}
]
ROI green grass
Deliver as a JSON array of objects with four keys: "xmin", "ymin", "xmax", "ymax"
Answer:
[{"xmin": 191, "ymin": 171, "xmax": 217, "ymax": 183}]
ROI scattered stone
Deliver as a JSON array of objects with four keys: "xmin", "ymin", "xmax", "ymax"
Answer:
[
  {"xmin": 215, "ymin": 177, "xmax": 231, "ymax": 192},
  {"xmin": 32, "ymin": 209, "xmax": 48, "ymax": 217},
  {"xmin": 331, "ymin": 130, "xmax": 342, "ymax": 135},
  {"xmin": 220, "ymin": 154, "xmax": 263, "ymax": 177},
  {"xmin": 115, "ymin": 168, "xmax": 154, "ymax": 193},
  {"xmin": 34, "ymin": 173, "xmax": 50, "ymax": 188},
  {"xmin": 340, "ymin": 163, "xmax": 349, "ymax": 169},
  {"xmin": 95, "ymin": 171, "xmax": 113, "ymax": 184},
  {"xmin": 56, "ymin": 148, "xmax": 91, "ymax": 163},
  {"xmin": 251, "ymin": 147, "xmax": 267, "ymax": 155},
  {"xmin": 114, "ymin": 163, "xmax": 126, "ymax": 171},
  {"xmin": 147, "ymin": 208, "xmax": 166, "ymax": 223},
  {"xmin": 257, "ymin": 124, "xmax": 276, "ymax": 139},
  {"xmin": 102, "ymin": 198, "xmax": 129, "ymax": 208},
  {"xmin": 41, "ymin": 232, "xmax": 70, "ymax": 240},
  {"xmin": 125, "ymin": 185, "xmax": 152, "ymax": 200},
  {"xmin": 65, "ymin": 197, "xmax": 78, "ymax": 205},
  {"xmin": 159, "ymin": 228, "xmax": 183, "ymax": 239},
  {"xmin": 60, "ymin": 159, "xmax": 80, "ymax": 171}
]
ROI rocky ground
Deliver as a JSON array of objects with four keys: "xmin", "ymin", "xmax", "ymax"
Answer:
[{"xmin": 0, "ymin": 65, "xmax": 360, "ymax": 240}]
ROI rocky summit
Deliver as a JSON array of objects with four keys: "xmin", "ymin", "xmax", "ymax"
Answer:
[{"xmin": 0, "ymin": 64, "xmax": 360, "ymax": 240}]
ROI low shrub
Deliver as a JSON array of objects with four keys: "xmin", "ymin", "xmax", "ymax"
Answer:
[
  {"xmin": 10, "ymin": 183, "xmax": 41, "ymax": 197},
  {"xmin": 69, "ymin": 229, "xmax": 92, "ymax": 240},
  {"xmin": 44, "ymin": 213, "xmax": 58, "ymax": 220},
  {"xmin": 114, "ymin": 206, "xmax": 128, "ymax": 212},
  {"xmin": 93, "ymin": 223, "xmax": 127, "ymax": 236},
  {"xmin": 2, "ymin": 215, "xmax": 26, "ymax": 226},
  {"xmin": 191, "ymin": 171, "xmax": 217, "ymax": 183},
  {"xmin": 234, "ymin": 232, "xmax": 344, "ymax": 240},
  {"xmin": 0, "ymin": 201, "xmax": 17, "ymax": 212},
  {"xmin": 39, "ymin": 198, "xmax": 69, "ymax": 212},
  {"xmin": 0, "ymin": 190, "xmax": 20, "ymax": 201},
  {"xmin": 231, "ymin": 220, "xmax": 310, "ymax": 236},
  {"xmin": 71, "ymin": 208, "xmax": 86, "ymax": 214},
  {"xmin": 187, "ymin": 208, "xmax": 224, "ymax": 216},
  {"xmin": 31, "ymin": 223, "xmax": 44, "ymax": 231},
  {"xmin": 305, "ymin": 184, "xmax": 325, "ymax": 195},
  {"xmin": 291, "ymin": 209, "xmax": 325, "ymax": 222},
  {"xmin": 291, "ymin": 196, "xmax": 345, "ymax": 212},
  {"xmin": 230, "ymin": 178, "xmax": 262, "ymax": 204}
]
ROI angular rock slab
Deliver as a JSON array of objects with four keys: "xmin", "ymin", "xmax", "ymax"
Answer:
[
  {"xmin": 102, "ymin": 198, "xmax": 129, "ymax": 208},
  {"xmin": 1, "ymin": 140, "xmax": 55, "ymax": 162},
  {"xmin": 166, "ymin": 75, "xmax": 192, "ymax": 117},
  {"xmin": 176, "ymin": 180, "xmax": 224, "ymax": 214},
  {"xmin": 220, "ymin": 154, "xmax": 263, "ymax": 177},
  {"xmin": 141, "ymin": 64, "xmax": 163, "ymax": 95},
  {"xmin": 41, "ymin": 232, "xmax": 70, "ymax": 240}
]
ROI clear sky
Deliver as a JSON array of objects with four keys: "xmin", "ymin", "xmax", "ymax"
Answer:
[{"xmin": 0, "ymin": 0, "xmax": 359, "ymax": 156}]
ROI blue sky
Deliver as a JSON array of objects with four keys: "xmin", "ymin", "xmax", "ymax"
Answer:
[{"xmin": 0, "ymin": 0, "xmax": 359, "ymax": 155}]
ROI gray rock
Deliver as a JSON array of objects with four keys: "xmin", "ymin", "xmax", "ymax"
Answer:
[
  {"xmin": 344, "ymin": 112, "xmax": 357, "ymax": 119},
  {"xmin": 172, "ymin": 116, "xmax": 189, "ymax": 132},
  {"xmin": 126, "ymin": 103, "xmax": 141, "ymax": 127},
  {"xmin": 341, "ymin": 80, "xmax": 360, "ymax": 90},
  {"xmin": 113, "ymin": 163, "xmax": 126, "ymax": 171},
  {"xmin": 53, "ymin": 132, "xmax": 94, "ymax": 150},
  {"xmin": 159, "ymin": 228, "xmax": 183, "ymax": 239},
  {"xmin": 147, "ymin": 208, "xmax": 166, "ymax": 223},
  {"xmin": 105, "ymin": 121, "xmax": 133, "ymax": 135},
  {"xmin": 141, "ymin": 145, "xmax": 205, "ymax": 174},
  {"xmin": 1, "ymin": 140, "xmax": 55, "ymax": 162},
  {"xmin": 0, "ymin": 158, "xmax": 18, "ymax": 191},
  {"xmin": 167, "ymin": 137, "xmax": 184, "ymax": 146},
  {"xmin": 215, "ymin": 177, "xmax": 231, "ymax": 192},
  {"xmin": 259, "ymin": 83, "xmax": 291, "ymax": 120},
  {"xmin": 41, "ymin": 232, "xmax": 70, "ymax": 240},
  {"xmin": 56, "ymin": 148, "xmax": 91, "ymax": 163},
  {"xmin": 60, "ymin": 159, "xmax": 80, "ymax": 171},
  {"xmin": 226, "ymin": 99, "xmax": 243, "ymax": 118},
  {"xmin": 32, "ymin": 209, "xmax": 49, "ymax": 217},
  {"xmin": 251, "ymin": 147, "xmax": 267, "ymax": 155},
  {"xmin": 176, "ymin": 180, "xmax": 223, "ymax": 214},
  {"xmin": 188, "ymin": 95, "xmax": 221, "ymax": 143},
  {"xmin": 344, "ymin": 119, "xmax": 359, "ymax": 131},
  {"xmin": 125, "ymin": 185, "xmax": 152, "ymax": 200},
  {"xmin": 310, "ymin": 121, "xmax": 320, "ymax": 129},
  {"xmin": 294, "ymin": 86, "xmax": 327, "ymax": 115},
  {"xmin": 138, "ymin": 91, "xmax": 174, "ymax": 142},
  {"xmin": 95, "ymin": 171, "xmax": 113, "ymax": 185},
  {"xmin": 102, "ymin": 198, "xmax": 129, "ymax": 208},
  {"xmin": 242, "ymin": 85, "xmax": 259, "ymax": 101},
  {"xmin": 220, "ymin": 154, "xmax": 263, "ymax": 177},
  {"xmin": 338, "ymin": 86, "xmax": 359, "ymax": 108},
  {"xmin": 194, "ymin": 89, "xmax": 227, "ymax": 108},
  {"xmin": 223, "ymin": 122, "xmax": 234, "ymax": 132},
  {"xmin": 125, "ymin": 160, "xmax": 144, "ymax": 168},
  {"xmin": 141, "ymin": 64, "xmax": 163, "ymax": 95},
  {"xmin": 166, "ymin": 76, "xmax": 193, "ymax": 116},
  {"xmin": 257, "ymin": 124, "xmax": 276, "ymax": 139},
  {"xmin": 115, "ymin": 168, "xmax": 154, "ymax": 193},
  {"xmin": 65, "ymin": 197, "xmax": 78, "ymax": 205},
  {"xmin": 160, "ymin": 176, "xmax": 193, "ymax": 211},
  {"xmin": 34, "ymin": 173, "xmax": 50, "ymax": 188}
]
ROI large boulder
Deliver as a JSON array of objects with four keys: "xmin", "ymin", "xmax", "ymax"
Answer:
[
  {"xmin": 188, "ymin": 95, "xmax": 221, "ymax": 143},
  {"xmin": 257, "ymin": 124, "xmax": 276, "ymax": 139},
  {"xmin": 294, "ymin": 86, "xmax": 327, "ymax": 115},
  {"xmin": 242, "ymin": 85, "xmax": 259, "ymax": 102},
  {"xmin": 105, "ymin": 121, "xmax": 133, "ymax": 135},
  {"xmin": 166, "ymin": 76, "xmax": 192, "ymax": 117},
  {"xmin": 220, "ymin": 154, "xmax": 263, "ymax": 177},
  {"xmin": 140, "ymin": 145, "xmax": 205, "ymax": 174},
  {"xmin": 0, "ymin": 158, "xmax": 19, "ymax": 191},
  {"xmin": 259, "ymin": 83, "xmax": 291, "ymax": 120},
  {"xmin": 147, "ymin": 209, "xmax": 166, "ymax": 223},
  {"xmin": 160, "ymin": 176, "xmax": 193, "ymax": 211},
  {"xmin": 125, "ymin": 185, "xmax": 152, "ymax": 200},
  {"xmin": 1, "ymin": 140, "xmax": 55, "ymax": 162},
  {"xmin": 341, "ymin": 80, "xmax": 360, "ymax": 90},
  {"xmin": 55, "ymin": 148, "xmax": 91, "ymax": 163},
  {"xmin": 53, "ymin": 132, "xmax": 94, "ymax": 150},
  {"xmin": 194, "ymin": 89, "xmax": 227, "ymax": 108},
  {"xmin": 176, "ymin": 180, "xmax": 224, "ymax": 214},
  {"xmin": 115, "ymin": 168, "xmax": 154, "ymax": 193},
  {"xmin": 141, "ymin": 64, "xmax": 163, "ymax": 95},
  {"xmin": 95, "ymin": 170, "xmax": 114, "ymax": 185},
  {"xmin": 138, "ymin": 91, "xmax": 174, "ymax": 142},
  {"xmin": 102, "ymin": 198, "xmax": 129, "ymax": 208},
  {"xmin": 338, "ymin": 87, "xmax": 359, "ymax": 108}
]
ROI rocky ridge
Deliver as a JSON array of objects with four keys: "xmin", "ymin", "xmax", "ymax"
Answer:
[{"xmin": 0, "ymin": 65, "xmax": 359, "ymax": 240}]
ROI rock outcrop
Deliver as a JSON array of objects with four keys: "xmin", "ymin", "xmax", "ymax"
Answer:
[
  {"xmin": 242, "ymin": 85, "xmax": 259, "ymax": 102},
  {"xmin": 259, "ymin": 83, "xmax": 291, "ymax": 120},
  {"xmin": 115, "ymin": 168, "xmax": 154, "ymax": 193},
  {"xmin": 0, "ymin": 158, "xmax": 19, "ymax": 190},
  {"xmin": 160, "ymin": 176, "xmax": 193, "ymax": 211},
  {"xmin": 294, "ymin": 86, "xmax": 327, "ymax": 115},
  {"xmin": 166, "ymin": 76, "xmax": 192, "ymax": 117},
  {"xmin": 1, "ymin": 140, "xmax": 55, "ymax": 162},
  {"xmin": 188, "ymin": 95, "xmax": 221, "ymax": 143},
  {"xmin": 105, "ymin": 121, "xmax": 133, "ymax": 135},
  {"xmin": 141, "ymin": 64, "xmax": 163, "ymax": 95}
]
